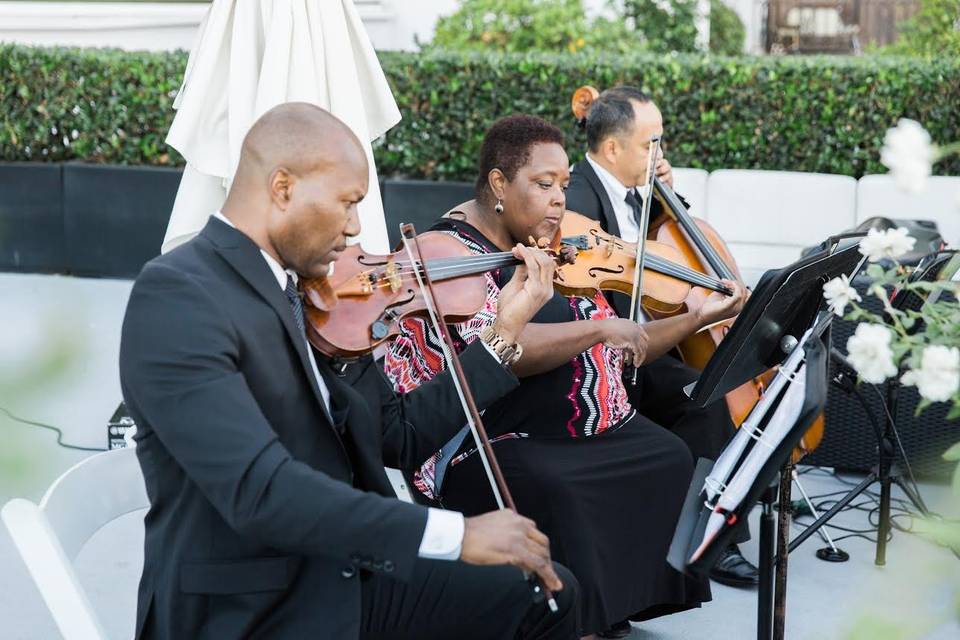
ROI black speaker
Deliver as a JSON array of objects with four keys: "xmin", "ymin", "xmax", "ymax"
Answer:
[{"xmin": 807, "ymin": 257, "xmax": 959, "ymax": 481}]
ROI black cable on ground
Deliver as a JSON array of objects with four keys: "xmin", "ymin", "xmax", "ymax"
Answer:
[
  {"xmin": 790, "ymin": 467, "xmax": 958, "ymax": 552},
  {"xmin": 1, "ymin": 405, "xmax": 108, "ymax": 452}
]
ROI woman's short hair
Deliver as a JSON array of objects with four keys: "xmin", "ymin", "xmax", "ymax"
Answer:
[
  {"xmin": 585, "ymin": 86, "xmax": 652, "ymax": 153},
  {"xmin": 475, "ymin": 115, "xmax": 565, "ymax": 201}
]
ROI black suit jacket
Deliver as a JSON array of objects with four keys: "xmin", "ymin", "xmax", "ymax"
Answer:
[{"xmin": 119, "ymin": 218, "xmax": 518, "ymax": 639}]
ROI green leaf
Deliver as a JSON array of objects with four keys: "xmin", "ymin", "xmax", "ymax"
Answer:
[
  {"xmin": 947, "ymin": 403, "xmax": 960, "ymax": 421},
  {"xmin": 943, "ymin": 441, "xmax": 960, "ymax": 461}
]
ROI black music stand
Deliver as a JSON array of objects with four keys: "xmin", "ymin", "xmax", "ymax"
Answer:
[
  {"xmin": 684, "ymin": 235, "xmax": 864, "ymax": 408},
  {"xmin": 668, "ymin": 236, "xmax": 865, "ymax": 640}
]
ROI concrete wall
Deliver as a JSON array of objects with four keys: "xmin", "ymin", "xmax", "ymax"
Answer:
[{"xmin": 0, "ymin": 0, "xmax": 460, "ymax": 52}]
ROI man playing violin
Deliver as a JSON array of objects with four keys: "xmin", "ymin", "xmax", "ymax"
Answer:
[
  {"xmin": 119, "ymin": 102, "xmax": 578, "ymax": 640},
  {"xmin": 564, "ymin": 86, "xmax": 760, "ymax": 590}
]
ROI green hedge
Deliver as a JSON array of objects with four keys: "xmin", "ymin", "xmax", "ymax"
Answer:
[
  {"xmin": 0, "ymin": 45, "xmax": 184, "ymax": 165},
  {"xmin": 2, "ymin": 44, "xmax": 959, "ymax": 180}
]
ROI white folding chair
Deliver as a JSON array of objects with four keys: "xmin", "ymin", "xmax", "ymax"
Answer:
[{"xmin": 2, "ymin": 447, "xmax": 148, "ymax": 640}]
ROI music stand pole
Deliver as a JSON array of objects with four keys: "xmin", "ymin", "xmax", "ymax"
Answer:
[
  {"xmin": 757, "ymin": 479, "xmax": 777, "ymax": 640},
  {"xmin": 773, "ymin": 461, "xmax": 794, "ymax": 640}
]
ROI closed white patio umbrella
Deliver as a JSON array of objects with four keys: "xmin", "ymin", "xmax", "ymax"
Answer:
[{"xmin": 162, "ymin": 0, "xmax": 400, "ymax": 254}]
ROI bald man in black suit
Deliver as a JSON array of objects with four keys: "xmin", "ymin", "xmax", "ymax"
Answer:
[{"xmin": 120, "ymin": 103, "xmax": 578, "ymax": 639}]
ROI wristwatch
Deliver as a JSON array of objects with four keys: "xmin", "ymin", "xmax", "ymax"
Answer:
[{"xmin": 479, "ymin": 325, "xmax": 523, "ymax": 368}]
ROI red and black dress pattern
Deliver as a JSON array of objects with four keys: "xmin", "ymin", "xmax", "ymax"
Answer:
[{"xmin": 383, "ymin": 219, "xmax": 634, "ymax": 499}]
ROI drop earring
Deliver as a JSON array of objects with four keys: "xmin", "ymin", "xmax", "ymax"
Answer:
[{"xmin": 494, "ymin": 199, "xmax": 504, "ymax": 214}]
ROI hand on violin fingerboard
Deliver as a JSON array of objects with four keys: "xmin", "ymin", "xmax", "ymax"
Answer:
[
  {"xmin": 696, "ymin": 279, "xmax": 748, "ymax": 327},
  {"xmin": 493, "ymin": 244, "xmax": 556, "ymax": 344}
]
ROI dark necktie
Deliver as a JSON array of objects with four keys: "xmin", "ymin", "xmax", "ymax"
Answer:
[
  {"xmin": 284, "ymin": 274, "xmax": 305, "ymax": 334},
  {"xmin": 624, "ymin": 189, "xmax": 643, "ymax": 226},
  {"xmin": 285, "ymin": 274, "xmax": 343, "ymax": 432}
]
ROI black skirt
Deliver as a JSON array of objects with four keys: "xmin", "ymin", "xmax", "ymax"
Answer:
[{"xmin": 439, "ymin": 413, "xmax": 712, "ymax": 635}]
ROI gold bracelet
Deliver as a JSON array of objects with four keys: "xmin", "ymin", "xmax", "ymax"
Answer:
[{"xmin": 479, "ymin": 325, "xmax": 523, "ymax": 367}]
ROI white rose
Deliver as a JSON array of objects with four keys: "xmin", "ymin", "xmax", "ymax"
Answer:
[
  {"xmin": 900, "ymin": 345, "xmax": 960, "ymax": 403},
  {"xmin": 822, "ymin": 274, "xmax": 862, "ymax": 317},
  {"xmin": 846, "ymin": 323, "xmax": 898, "ymax": 384},
  {"xmin": 880, "ymin": 118, "xmax": 935, "ymax": 194},
  {"xmin": 858, "ymin": 227, "xmax": 917, "ymax": 262}
]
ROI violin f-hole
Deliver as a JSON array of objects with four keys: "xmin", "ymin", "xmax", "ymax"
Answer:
[
  {"xmin": 588, "ymin": 265, "xmax": 626, "ymax": 278},
  {"xmin": 358, "ymin": 255, "xmax": 390, "ymax": 267}
]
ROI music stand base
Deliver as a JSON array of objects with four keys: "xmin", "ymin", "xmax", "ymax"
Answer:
[{"xmin": 816, "ymin": 547, "xmax": 849, "ymax": 562}]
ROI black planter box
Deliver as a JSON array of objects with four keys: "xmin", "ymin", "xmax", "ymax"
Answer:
[
  {"xmin": 382, "ymin": 179, "xmax": 473, "ymax": 247},
  {"xmin": 63, "ymin": 163, "xmax": 181, "ymax": 278},
  {"xmin": 0, "ymin": 162, "xmax": 65, "ymax": 273},
  {"xmin": 0, "ymin": 166, "xmax": 473, "ymax": 279}
]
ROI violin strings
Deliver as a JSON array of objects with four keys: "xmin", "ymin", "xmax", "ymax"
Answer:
[
  {"xmin": 342, "ymin": 246, "xmax": 731, "ymax": 295},
  {"xmin": 585, "ymin": 234, "xmax": 729, "ymax": 293},
  {"xmin": 352, "ymin": 253, "xmax": 523, "ymax": 291},
  {"xmin": 349, "ymin": 252, "xmax": 518, "ymax": 281}
]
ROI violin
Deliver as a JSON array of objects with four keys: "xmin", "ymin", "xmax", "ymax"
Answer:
[
  {"xmin": 300, "ymin": 231, "xmax": 574, "ymax": 359},
  {"xmin": 571, "ymin": 84, "xmax": 824, "ymax": 463},
  {"xmin": 558, "ymin": 211, "xmax": 732, "ymax": 314}
]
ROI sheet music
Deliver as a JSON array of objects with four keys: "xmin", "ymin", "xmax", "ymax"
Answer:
[
  {"xmin": 691, "ymin": 362, "xmax": 808, "ymax": 562},
  {"xmin": 702, "ymin": 326, "xmax": 813, "ymax": 502}
]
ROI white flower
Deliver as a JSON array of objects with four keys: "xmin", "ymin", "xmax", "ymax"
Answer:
[
  {"xmin": 900, "ymin": 345, "xmax": 960, "ymax": 403},
  {"xmin": 880, "ymin": 118, "xmax": 935, "ymax": 194},
  {"xmin": 858, "ymin": 227, "xmax": 916, "ymax": 262},
  {"xmin": 846, "ymin": 323, "xmax": 898, "ymax": 384},
  {"xmin": 823, "ymin": 274, "xmax": 862, "ymax": 317}
]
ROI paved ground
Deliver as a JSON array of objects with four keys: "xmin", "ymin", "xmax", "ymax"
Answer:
[{"xmin": 1, "ymin": 272, "xmax": 958, "ymax": 639}]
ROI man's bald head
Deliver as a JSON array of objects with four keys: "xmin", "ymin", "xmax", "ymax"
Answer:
[
  {"xmin": 236, "ymin": 102, "xmax": 366, "ymax": 184},
  {"xmin": 221, "ymin": 103, "xmax": 367, "ymax": 279}
]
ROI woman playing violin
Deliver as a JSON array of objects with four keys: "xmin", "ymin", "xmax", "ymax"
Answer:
[{"xmin": 385, "ymin": 116, "xmax": 743, "ymax": 638}]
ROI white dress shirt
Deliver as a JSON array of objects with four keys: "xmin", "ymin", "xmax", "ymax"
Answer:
[
  {"xmin": 582, "ymin": 157, "xmax": 651, "ymax": 323},
  {"xmin": 211, "ymin": 212, "xmax": 464, "ymax": 560},
  {"xmin": 584, "ymin": 153, "xmax": 651, "ymax": 244}
]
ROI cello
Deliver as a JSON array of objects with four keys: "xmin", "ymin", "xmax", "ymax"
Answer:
[{"xmin": 571, "ymin": 85, "xmax": 824, "ymax": 463}]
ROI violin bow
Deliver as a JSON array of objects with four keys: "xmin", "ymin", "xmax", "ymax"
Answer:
[
  {"xmin": 626, "ymin": 134, "xmax": 662, "ymax": 385},
  {"xmin": 398, "ymin": 223, "xmax": 559, "ymax": 613}
]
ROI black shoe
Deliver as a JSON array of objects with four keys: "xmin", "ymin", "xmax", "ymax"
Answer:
[
  {"xmin": 709, "ymin": 544, "xmax": 760, "ymax": 588},
  {"xmin": 597, "ymin": 619, "xmax": 632, "ymax": 638}
]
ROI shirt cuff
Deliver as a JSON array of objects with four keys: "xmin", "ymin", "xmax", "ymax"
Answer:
[{"xmin": 418, "ymin": 508, "xmax": 465, "ymax": 561}]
